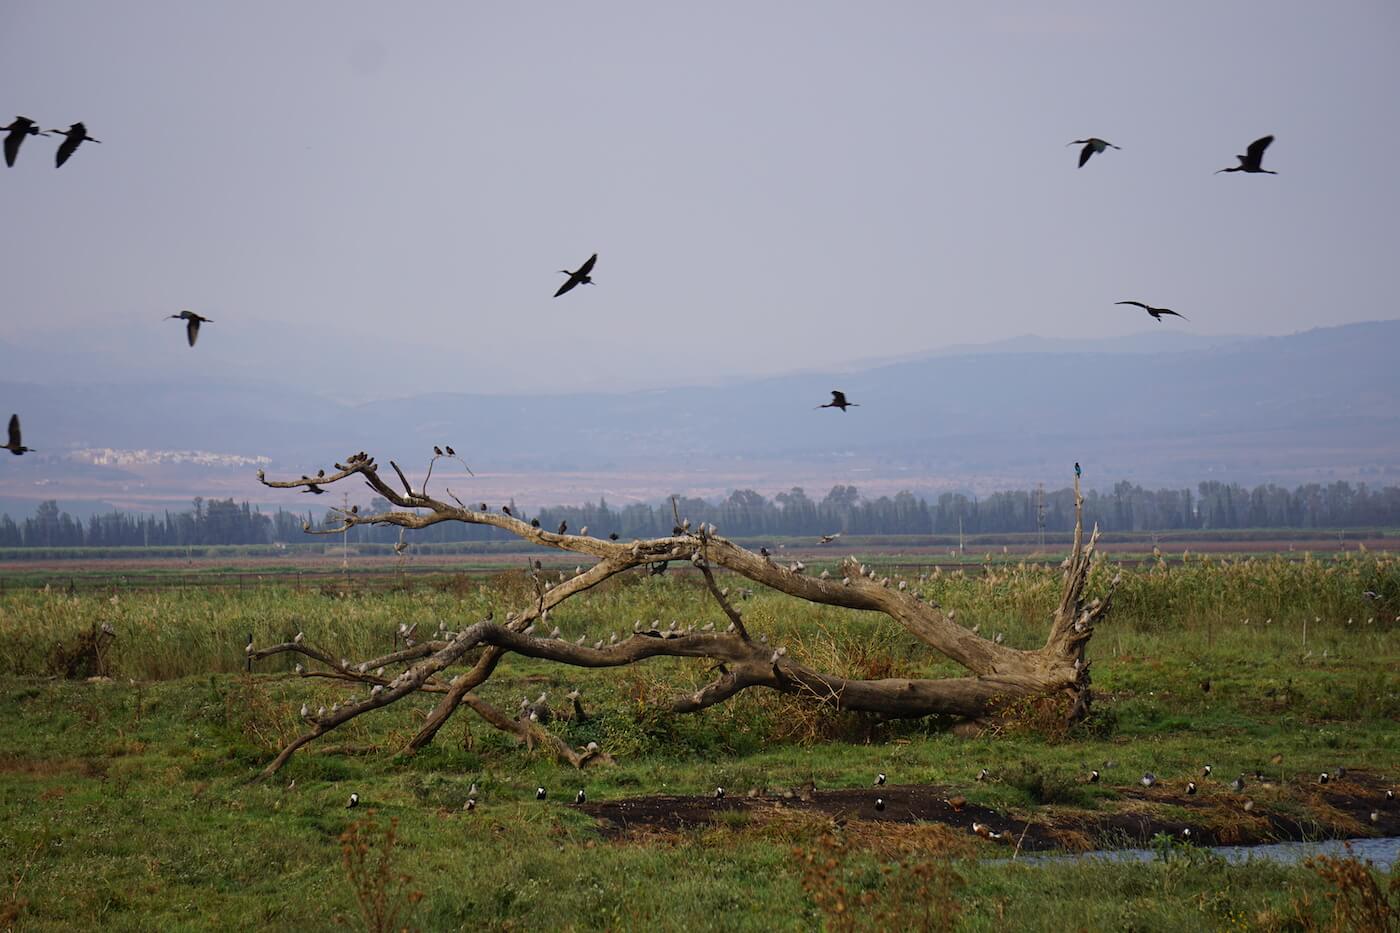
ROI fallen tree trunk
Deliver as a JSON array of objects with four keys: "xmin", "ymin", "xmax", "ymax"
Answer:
[{"xmin": 250, "ymin": 452, "xmax": 1115, "ymax": 777}]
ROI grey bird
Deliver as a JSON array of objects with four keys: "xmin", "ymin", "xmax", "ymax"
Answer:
[
  {"xmin": 48, "ymin": 122, "xmax": 101, "ymax": 167},
  {"xmin": 3, "ymin": 415, "xmax": 31, "ymax": 455},
  {"xmin": 167, "ymin": 309, "xmax": 213, "ymax": 347},
  {"xmin": 1067, "ymin": 136, "xmax": 1120, "ymax": 168},
  {"xmin": 1116, "ymin": 300, "xmax": 1187, "ymax": 322},
  {"xmin": 2, "ymin": 116, "xmax": 47, "ymax": 167},
  {"xmin": 1216, "ymin": 135, "xmax": 1277, "ymax": 174},
  {"xmin": 554, "ymin": 252, "xmax": 597, "ymax": 297}
]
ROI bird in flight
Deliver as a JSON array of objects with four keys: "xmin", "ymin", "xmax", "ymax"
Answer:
[
  {"xmin": 167, "ymin": 310, "xmax": 213, "ymax": 346},
  {"xmin": 2, "ymin": 116, "xmax": 47, "ymax": 167},
  {"xmin": 1116, "ymin": 300, "xmax": 1188, "ymax": 322},
  {"xmin": 1216, "ymin": 135, "xmax": 1277, "ymax": 175},
  {"xmin": 49, "ymin": 122, "xmax": 100, "ymax": 167},
  {"xmin": 3, "ymin": 414, "xmax": 31, "ymax": 455},
  {"xmin": 817, "ymin": 390, "xmax": 859, "ymax": 412},
  {"xmin": 554, "ymin": 253, "xmax": 597, "ymax": 297},
  {"xmin": 818, "ymin": 533, "xmax": 842, "ymax": 544},
  {"xmin": 1067, "ymin": 137, "xmax": 1120, "ymax": 168}
]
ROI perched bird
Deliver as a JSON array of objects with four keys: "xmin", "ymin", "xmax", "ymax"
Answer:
[
  {"xmin": 874, "ymin": 797, "xmax": 885, "ymax": 812},
  {"xmin": 48, "ymin": 122, "xmax": 100, "ymax": 167},
  {"xmin": 609, "ymin": 532, "xmax": 619, "ymax": 540},
  {"xmin": 554, "ymin": 252, "xmax": 598, "ymax": 297},
  {"xmin": 557, "ymin": 521, "xmax": 568, "ymax": 535},
  {"xmin": 167, "ymin": 309, "xmax": 213, "ymax": 346},
  {"xmin": 2, "ymin": 116, "xmax": 47, "ymax": 167},
  {"xmin": 875, "ymin": 772, "xmax": 887, "ymax": 786},
  {"xmin": 575, "ymin": 789, "xmax": 586, "ymax": 804},
  {"xmin": 531, "ymin": 518, "xmax": 540, "ymax": 528},
  {"xmin": 1116, "ymin": 300, "xmax": 1187, "ymax": 322},
  {"xmin": 1074, "ymin": 462, "xmax": 1081, "ymax": 478},
  {"xmin": 535, "ymin": 786, "xmax": 547, "ymax": 800},
  {"xmin": 3, "ymin": 415, "xmax": 31, "ymax": 455},
  {"xmin": 1186, "ymin": 781, "xmax": 1197, "ymax": 795},
  {"xmin": 502, "ymin": 505, "xmax": 513, "ymax": 516},
  {"xmin": 1140, "ymin": 772, "xmax": 1157, "ymax": 789},
  {"xmin": 817, "ymin": 390, "xmax": 858, "ymax": 412},
  {"xmin": 1067, "ymin": 137, "xmax": 1120, "ymax": 168},
  {"xmin": 346, "ymin": 792, "xmax": 359, "ymax": 809},
  {"xmin": 1216, "ymin": 135, "xmax": 1277, "ymax": 174},
  {"xmin": 434, "ymin": 446, "xmax": 444, "ymax": 456}
]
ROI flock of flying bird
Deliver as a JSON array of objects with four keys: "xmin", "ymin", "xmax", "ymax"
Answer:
[{"xmin": 2, "ymin": 116, "xmax": 100, "ymax": 168}]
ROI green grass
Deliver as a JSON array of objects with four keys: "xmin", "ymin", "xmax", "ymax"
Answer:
[{"xmin": 2, "ymin": 555, "xmax": 1397, "ymax": 929}]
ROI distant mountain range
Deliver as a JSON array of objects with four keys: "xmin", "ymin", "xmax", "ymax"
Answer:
[{"xmin": 2, "ymin": 320, "xmax": 1397, "ymax": 510}]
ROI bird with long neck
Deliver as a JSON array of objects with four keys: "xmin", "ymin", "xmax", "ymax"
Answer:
[
  {"xmin": 49, "ymin": 122, "xmax": 101, "ymax": 167},
  {"xmin": 1067, "ymin": 137, "xmax": 1120, "ymax": 168},
  {"xmin": 3, "ymin": 414, "xmax": 31, "ymax": 455},
  {"xmin": 817, "ymin": 390, "xmax": 859, "ymax": 412},
  {"xmin": 554, "ymin": 253, "xmax": 597, "ymax": 297},
  {"xmin": 167, "ymin": 309, "xmax": 213, "ymax": 346},
  {"xmin": 2, "ymin": 116, "xmax": 48, "ymax": 167},
  {"xmin": 1217, "ymin": 135, "xmax": 1277, "ymax": 174},
  {"xmin": 1115, "ymin": 300, "xmax": 1188, "ymax": 322}
]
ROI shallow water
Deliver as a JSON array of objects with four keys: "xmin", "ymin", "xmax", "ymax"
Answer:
[{"xmin": 1010, "ymin": 836, "xmax": 1399, "ymax": 872}]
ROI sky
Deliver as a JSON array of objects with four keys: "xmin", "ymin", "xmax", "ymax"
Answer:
[{"xmin": 2, "ymin": 1, "xmax": 1398, "ymax": 396}]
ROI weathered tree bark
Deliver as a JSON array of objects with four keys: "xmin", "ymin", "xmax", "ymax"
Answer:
[{"xmin": 249, "ymin": 454, "xmax": 1114, "ymax": 777}]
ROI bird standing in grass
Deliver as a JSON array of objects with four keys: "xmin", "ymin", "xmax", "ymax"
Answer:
[
  {"xmin": 1216, "ymin": 135, "xmax": 1277, "ymax": 174},
  {"xmin": 1067, "ymin": 137, "xmax": 1120, "ymax": 168},
  {"xmin": 554, "ymin": 253, "xmax": 597, "ymax": 297},
  {"xmin": 49, "ymin": 122, "xmax": 100, "ymax": 167},
  {"xmin": 1116, "ymin": 300, "xmax": 1188, "ymax": 322},
  {"xmin": 168, "ymin": 310, "xmax": 213, "ymax": 346},
  {"xmin": 346, "ymin": 792, "xmax": 359, "ymax": 809},
  {"xmin": 3, "ymin": 415, "xmax": 30, "ymax": 455},
  {"xmin": 875, "ymin": 772, "xmax": 886, "ymax": 786},
  {"xmin": 817, "ymin": 390, "xmax": 858, "ymax": 412},
  {"xmin": 536, "ymin": 786, "xmax": 547, "ymax": 800}
]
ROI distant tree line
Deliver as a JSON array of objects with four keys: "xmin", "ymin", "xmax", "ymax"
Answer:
[{"xmin": 2, "ymin": 480, "xmax": 1398, "ymax": 549}]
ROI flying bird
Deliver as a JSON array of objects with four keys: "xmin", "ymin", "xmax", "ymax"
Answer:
[
  {"xmin": 2, "ymin": 116, "xmax": 47, "ymax": 167},
  {"xmin": 817, "ymin": 390, "xmax": 858, "ymax": 412},
  {"xmin": 49, "ymin": 122, "xmax": 100, "ymax": 167},
  {"xmin": 818, "ymin": 533, "xmax": 841, "ymax": 544},
  {"xmin": 168, "ymin": 309, "xmax": 213, "ymax": 346},
  {"xmin": 1067, "ymin": 137, "xmax": 1120, "ymax": 168},
  {"xmin": 3, "ymin": 415, "xmax": 30, "ymax": 455},
  {"xmin": 554, "ymin": 252, "xmax": 597, "ymax": 297},
  {"xmin": 1116, "ymin": 300, "xmax": 1188, "ymax": 322},
  {"xmin": 1216, "ymin": 135, "xmax": 1277, "ymax": 174}
]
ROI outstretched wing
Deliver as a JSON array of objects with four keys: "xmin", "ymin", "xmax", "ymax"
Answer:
[
  {"xmin": 1159, "ymin": 308, "xmax": 1189, "ymax": 321},
  {"xmin": 577, "ymin": 252, "xmax": 597, "ymax": 277},
  {"xmin": 1245, "ymin": 135, "xmax": 1274, "ymax": 164},
  {"xmin": 8, "ymin": 414, "xmax": 21, "ymax": 448},
  {"xmin": 1078, "ymin": 143, "xmax": 1094, "ymax": 168},
  {"xmin": 55, "ymin": 133, "xmax": 80, "ymax": 168},
  {"xmin": 1115, "ymin": 300, "xmax": 1151, "ymax": 311},
  {"xmin": 553, "ymin": 276, "xmax": 580, "ymax": 298},
  {"xmin": 187, "ymin": 317, "xmax": 201, "ymax": 346},
  {"xmin": 3, "ymin": 130, "xmax": 21, "ymax": 168}
]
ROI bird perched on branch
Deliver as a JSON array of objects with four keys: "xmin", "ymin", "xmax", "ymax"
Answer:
[
  {"xmin": 1216, "ymin": 135, "xmax": 1277, "ymax": 174},
  {"xmin": 817, "ymin": 390, "xmax": 858, "ymax": 412},
  {"xmin": 1067, "ymin": 136, "xmax": 1120, "ymax": 168},
  {"xmin": 49, "ymin": 122, "xmax": 100, "ymax": 167},
  {"xmin": 1116, "ymin": 300, "xmax": 1187, "ymax": 322},
  {"xmin": 554, "ymin": 252, "xmax": 597, "ymax": 297},
  {"xmin": 3, "ymin": 415, "xmax": 31, "ymax": 455},
  {"xmin": 167, "ymin": 309, "xmax": 213, "ymax": 346},
  {"xmin": 2, "ymin": 116, "xmax": 47, "ymax": 167}
]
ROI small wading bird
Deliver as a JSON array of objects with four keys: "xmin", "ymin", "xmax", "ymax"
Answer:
[
  {"xmin": 346, "ymin": 792, "xmax": 359, "ymax": 809},
  {"xmin": 554, "ymin": 252, "xmax": 597, "ymax": 297},
  {"xmin": 3, "ymin": 415, "xmax": 31, "ymax": 455},
  {"xmin": 168, "ymin": 309, "xmax": 213, "ymax": 346},
  {"xmin": 2, "ymin": 116, "xmax": 47, "ymax": 167},
  {"xmin": 49, "ymin": 122, "xmax": 100, "ymax": 167},
  {"xmin": 817, "ymin": 390, "xmax": 858, "ymax": 412},
  {"xmin": 1216, "ymin": 135, "xmax": 1277, "ymax": 175},
  {"xmin": 1067, "ymin": 137, "xmax": 1120, "ymax": 168},
  {"xmin": 1116, "ymin": 300, "xmax": 1188, "ymax": 322}
]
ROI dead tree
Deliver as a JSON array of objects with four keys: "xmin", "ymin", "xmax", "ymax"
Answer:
[{"xmin": 251, "ymin": 454, "xmax": 1115, "ymax": 778}]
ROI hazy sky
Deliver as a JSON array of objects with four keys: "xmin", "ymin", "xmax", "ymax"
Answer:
[{"xmin": 3, "ymin": 1, "xmax": 1397, "ymax": 395}]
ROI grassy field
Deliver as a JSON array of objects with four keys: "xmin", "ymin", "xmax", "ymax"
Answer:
[{"xmin": 2, "ymin": 551, "xmax": 1398, "ymax": 930}]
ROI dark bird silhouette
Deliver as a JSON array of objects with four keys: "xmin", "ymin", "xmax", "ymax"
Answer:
[
  {"xmin": 608, "ymin": 532, "xmax": 619, "ymax": 540},
  {"xmin": 302, "ymin": 484, "xmax": 325, "ymax": 495},
  {"xmin": 535, "ymin": 786, "xmax": 547, "ymax": 800},
  {"xmin": 557, "ymin": 521, "xmax": 568, "ymax": 535},
  {"xmin": 1116, "ymin": 300, "xmax": 1188, "ymax": 322},
  {"xmin": 817, "ymin": 390, "xmax": 858, "ymax": 412},
  {"xmin": 1068, "ymin": 137, "xmax": 1120, "ymax": 168},
  {"xmin": 1217, "ymin": 135, "xmax": 1277, "ymax": 174},
  {"xmin": 3, "ymin": 415, "xmax": 31, "ymax": 455},
  {"xmin": 1088, "ymin": 769, "xmax": 1100, "ymax": 783},
  {"xmin": 1074, "ymin": 462, "xmax": 1081, "ymax": 478},
  {"xmin": 818, "ymin": 533, "xmax": 841, "ymax": 544},
  {"xmin": 502, "ymin": 505, "xmax": 512, "ymax": 516},
  {"xmin": 49, "ymin": 122, "xmax": 100, "ymax": 167},
  {"xmin": 554, "ymin": 253, "xmax": 597, "ymax": 297},
  {"xmin": 446, "ymin": 446, "xmax": 456, "ymax": 456},
  {"xmin": 434, "ymin": 446, "xmax": 444, "ymax": 456},
  {"xmin": 2, "ymin": 117, "xmax": 47, "ymax": 167},
  {"xmin": 167, "ymin": 310, "xmax": 213, "ymax": 346},
  {"xmin": 531, "ymin": 518, "xmax": 540, "ymax": 528}
]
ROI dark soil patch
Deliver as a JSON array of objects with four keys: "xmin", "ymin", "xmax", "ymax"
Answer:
[{"xmin": 578, "ymin": 772, "xmax": 1399, "ymax": 854}]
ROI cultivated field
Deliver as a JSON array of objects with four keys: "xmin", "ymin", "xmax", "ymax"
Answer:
[{"xmin": 2, "ymin": 551, "xmax": 1398, "ymax": 930}]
